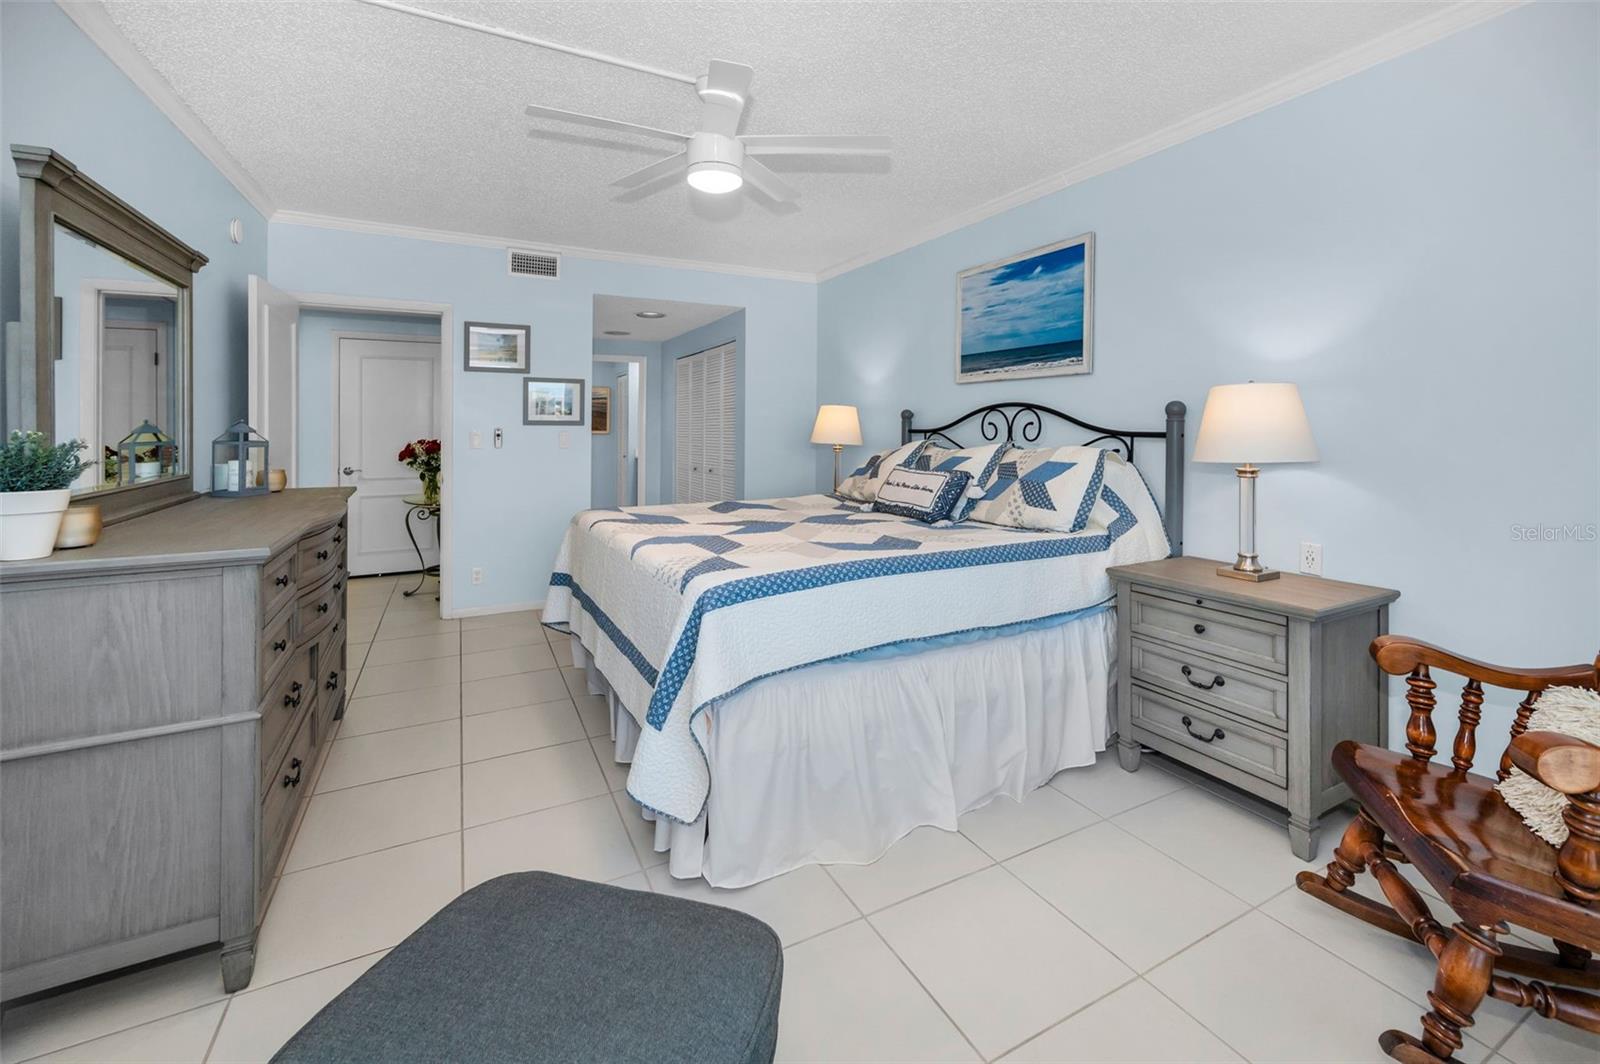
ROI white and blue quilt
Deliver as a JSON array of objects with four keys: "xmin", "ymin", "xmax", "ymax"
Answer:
[{"xmin": 543, "ymin": 476, "xmax": 1170, "ymax": 825}]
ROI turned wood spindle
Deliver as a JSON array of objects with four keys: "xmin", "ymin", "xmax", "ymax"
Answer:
[
  {"xmin": 1452, "ymin": 679, "xmax": 1483, "ymax": 772},
  {"xmin": 1557, "ymin": 792, "xmax": 1600, "ymax": 905},
  {"xmin": 1404, "ymin": 664, "xmax": 1438, "ymax": 762},
  {"xmin": 1499, "ymin": 689, "xmax": 1544, "ymax": 781}
]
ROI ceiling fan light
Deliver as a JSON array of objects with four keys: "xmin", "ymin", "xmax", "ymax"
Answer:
[{"xmin": 686, "ymin": 161, "xmax": 743, "ymax": 194}]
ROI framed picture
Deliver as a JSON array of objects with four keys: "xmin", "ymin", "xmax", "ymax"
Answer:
[
  {"xmin": 591, "ymin": 386, "xmax": 611, "ymax": 434},
  {"xmin": 523, "ymin": 377, "xmax": 585, "ymax": 425},
  {"xmin": 464, "ymin": 321, "xmax": 529, "ymax": 373},
  {"xmin": 956, "ymin": 232, "xmax": 1093, "ymax": 384}
]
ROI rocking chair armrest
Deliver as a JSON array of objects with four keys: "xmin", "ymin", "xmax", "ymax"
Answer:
[
  {"xmin": 1509, "ymin": 731, "xmax": 1600, "ymax": 795},
  {"xmin": 1371, "ymin": 636, "xmax": 1599, "ymax": 690}
]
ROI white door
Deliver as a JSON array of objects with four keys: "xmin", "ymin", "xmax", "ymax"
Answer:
[
  {"xmin": 614, "ymin": 369, "xmax": 631, "ymax": 506},
  {"xmin": 673, "ymin": 343, "xmax": 737, "ymax": 503},
  {"xmin": 99, "ymin": 321, "xmax": 163, "ymax": 446},
  {"xmin": 336, "ymin": 337, "xmax": 440, "ymax": 576},
  {"xmin": 247, "ymin": 275, "xmax": 300, "ymax": 485}
]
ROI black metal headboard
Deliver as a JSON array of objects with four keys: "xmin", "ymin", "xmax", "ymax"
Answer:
[{"xmin": 900, "ymin": 401, "xmax": 1187, "ymax": 555}]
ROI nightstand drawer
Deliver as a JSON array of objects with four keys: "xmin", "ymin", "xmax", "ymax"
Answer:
[
  {"xmin": 1130, "ymin": 684, "xmax": 1288, "ymax": 787},
  {"xmin": 1129, "ymin": 590, "xmax": 1287, "ymax": 674},
  {"xmin": 1129, "ymin": 637, "xmax": 1288, "ymax": 732}
]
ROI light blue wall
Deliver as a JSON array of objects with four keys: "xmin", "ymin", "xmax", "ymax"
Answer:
[
  {"xmin": 661, "ymin": 310, "xmax": 746, "ymax": 502},
  {"xmin": 592, "ymin": 337, "xmax": 664, "ymax": 504},
  {"xmin": 590, "ymin": 359, "xmax": 620, "ymax": 508},
  {"xmin": 1, "ymin": 1, "xmax": 269, "ymax": 488},
  {"xmin": 817, "ymin": 1, "xmax": 1600, "ymax": 761},
  {"xmin": 269, "ymin": 224, "xmax": 817, "ymax": 611},
  {"xmin": 295, "ymin": 309, "xmax": 441, "ymax": 487}
]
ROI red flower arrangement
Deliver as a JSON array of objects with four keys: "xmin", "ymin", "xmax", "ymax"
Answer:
[{"xmin": 398, "ymin": 438, "xmax": 442, "ymax": 503}]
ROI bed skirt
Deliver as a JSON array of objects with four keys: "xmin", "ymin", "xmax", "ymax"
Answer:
[{"xmin": 573, "ymin": 607, "xmax": 1116, "ymax": 888}]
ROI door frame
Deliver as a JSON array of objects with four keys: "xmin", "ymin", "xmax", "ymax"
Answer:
[
  {"xmin": 76, "ymin": 277, "xmax": 177, "ymax": 490},
  {"xmin": 592, "ymin": 352, "xmax": 648, "ymax": 506},
  {"xmin": 291, "ymin": 291, "xmax": 454, "ymax": 618}
]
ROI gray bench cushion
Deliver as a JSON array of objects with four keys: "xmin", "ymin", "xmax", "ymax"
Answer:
[{"xmin": 271, "ymin": 872, "xmax": 783, "ymax": 1064}]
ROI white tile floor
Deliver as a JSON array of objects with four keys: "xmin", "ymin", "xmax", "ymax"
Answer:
[{"xmin": 3, "ymin": 574, "xmax": 1598, "ymax": 1063}]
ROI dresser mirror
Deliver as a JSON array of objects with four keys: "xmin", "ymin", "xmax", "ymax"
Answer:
[{"xmin": 8, "ymin": 146, "xmax": 208, "ymax": 522}]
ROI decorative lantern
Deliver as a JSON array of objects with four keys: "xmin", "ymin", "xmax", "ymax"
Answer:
[
  {"xmin": 211, "ymin": 419, "xmax": 269, "ymax": 497},
  {"xmin": 116, "ymin": 420, "xmax": 178, "ymax": 485}
]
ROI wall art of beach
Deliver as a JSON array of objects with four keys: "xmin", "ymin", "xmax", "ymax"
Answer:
[{"xmin": 958, "ymin": 237, "xmax": 1090, "ymax": 380}]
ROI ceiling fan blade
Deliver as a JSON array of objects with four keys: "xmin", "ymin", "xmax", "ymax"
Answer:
[
  {"xmin": 740, "ymin": 157, "xmax": 798, "ymax": 204},
  {"xmin": 703, "ymin": 59, "xmax": 754, "ymax": 102},
  {"xmin": 739, "ymin": 134, "xmax": 892, "ymax": 156},
  {"xmin": 525, "ymin": 104, "xmax": 688, "ymax": 143},
  {"xmin": 612, "ymin": 152, "xmax": 689, "ymax": 189}
]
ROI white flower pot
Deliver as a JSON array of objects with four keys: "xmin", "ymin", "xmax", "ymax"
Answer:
[{"xmin": 0, "ymin": 488, "xmax": 73, "ymax": 561}]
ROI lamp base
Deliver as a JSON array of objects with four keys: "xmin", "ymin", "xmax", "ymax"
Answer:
[{"xmin": 1216, "ymin": 565, "xmax": 1281, "ymax": 582}]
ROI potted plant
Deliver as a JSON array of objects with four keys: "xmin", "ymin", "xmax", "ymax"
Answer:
[
  {"xmin": 0, "ymin": 431, "xmax": 88, "ymax": 561},
  {"xmin": 398, "ymin": 438, "xmax": 442, "ymax": 506}
]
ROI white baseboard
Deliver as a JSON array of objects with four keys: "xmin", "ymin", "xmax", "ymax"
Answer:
[{"xmin": 444, "ymin": 599, "xmax": 545, "ymax": 620}]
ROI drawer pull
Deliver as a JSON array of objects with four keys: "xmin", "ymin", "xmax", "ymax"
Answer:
[
  {"xmin": 282, "ymin": 758, "xmax": 303, "ymax": 788},
  {"xmin": 316, "ymin": 549, "xmax": 330, "ymax": 561},
  {"xmin": 316, "ymin": 602, "xmax": 330, "ymax": 614},
  {"xmin": 326, "ymin": 670, "xmax": 340, "ymax": 690},
  {"xmin": 1181, "ymin": 715, "xmax": 1224, "ymax": 743},
  {"xmin": 1180, "ymin": 665, "xmax": 1225, "ymax": 691},
  {"xmin": 334, "ymin": 580, "xmax": 343, "ymax": 592},
  {"xmin": 272, "ymin": 638, "xmax": 288, "ymax": 653},
  {"xmin": 1193, "ymin": 623, "xmax": 1206, "ymax": 635},
  {"xmin": 283, "ymin": 681, "xmax": 303, "ymax": 709},
  {"xmin": 333, "ymin": 534, "xmax": 343, "ymax": 545},
  {"xmin": 275, "ymin": 574, "xmax": 290, "ymax": 587}
]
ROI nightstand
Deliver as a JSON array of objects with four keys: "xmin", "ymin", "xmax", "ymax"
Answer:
[{"xmin": 1108, "ymin": 557, "xmax": 1400, "ymax": 859}]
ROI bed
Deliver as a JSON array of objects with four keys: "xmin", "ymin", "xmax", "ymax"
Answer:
[{"xmin": 543, "ymin": 401, "xmax": 1187, "ymax": 887}]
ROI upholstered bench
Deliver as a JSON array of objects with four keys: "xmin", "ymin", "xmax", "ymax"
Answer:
[{"xmin": 271, "ymin": 871, "xmax": 783, "ymax": 1064}]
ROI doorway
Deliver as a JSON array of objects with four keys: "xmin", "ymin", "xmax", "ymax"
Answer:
[{"xmin": 591, "ymin": 355, "xmax": 643, "ymax": 509}]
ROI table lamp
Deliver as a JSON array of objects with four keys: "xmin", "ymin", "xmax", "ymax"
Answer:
[
  {"xmin": 811, "ymin": 404, "xmax": 863, "ymax": 491},
  {"xmin": 1192, "ymin": 382, "xmax": 1318, "ymax": 582}
]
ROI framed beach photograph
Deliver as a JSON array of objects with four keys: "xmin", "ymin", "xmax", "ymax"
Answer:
[
  {"xmin": 464, "ymin": 321, "xmax": 530, "ymax": 373},
  {"xmin": 955, "ymin": 232, "xmax": 1094, "ymax": 384},
  {"xmin": 591, "ymin": 386, "xmax": 611, "ymax": 434},
  {"xmin": 523, "ymin": 376, "xmax": 585, "ymax": 425}
]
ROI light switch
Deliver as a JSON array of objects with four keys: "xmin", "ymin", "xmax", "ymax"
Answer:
[
  {"xmin": 493, "ymin": 428, "xmax": 504, "ymax": 449},
  {"xmin": 558, "ymin": 431, "xmax": 571, "ymax": 450},
  {"xmin": 469, "ymin": 430, "xmax": 482, "ymax": 449}
]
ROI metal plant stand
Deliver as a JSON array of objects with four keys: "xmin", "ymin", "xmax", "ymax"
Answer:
[{"xmin": 401, "ymin": 495, "xmax": 441, "ymax": 598}]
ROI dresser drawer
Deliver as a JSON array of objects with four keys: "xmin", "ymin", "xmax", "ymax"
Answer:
[
  {"xmin": 259, "ymin": 645, "xmax": 314, "ymax": 776},
  {"xmin": 1129, "ymin": 637, "xmax": 1289, "ymax": 732},
  {"xmin": 297, "ymin": 521, "xmax": 345, "ymax": 587},
  {"xmin": 297, "ymin": 569, "xmax": 344, "ymax": 643},
  {"xmin": 257, "ymin": 603, "xmax": 297, "ymax": 698},
  {"xmin": 1129, "ymin": 589, "xmax": 1287, "ymax": 674},
  {"xmin": 315, "ymin": 617, "xmax": 347, "ymax": 742},
  {"xmin": 261, "ymin": 705, "xmax": 315, "ymax": 888},
  {"xmin": 1130, "ymin": 684, "xmax": 1288, "ymax": 788},
  {"xmin": 260, "ymin": 547, "xmax": 297, "ymax": 622}
]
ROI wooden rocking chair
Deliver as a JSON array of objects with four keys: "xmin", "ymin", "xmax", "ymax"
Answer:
[{"xmin": 1296, "ymin": 634, "xmax": 1600, "ymax": 1063}]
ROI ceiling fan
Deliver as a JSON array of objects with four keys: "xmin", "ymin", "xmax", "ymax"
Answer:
[{"xmin": 525, "ymin": 60, "xmax": 892, "ymax": 204}]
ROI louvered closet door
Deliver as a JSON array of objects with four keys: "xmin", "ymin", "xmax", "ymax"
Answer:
[
  {"xmin": 709, "ymin": 345, "xmax": 737, "ymax": 499},
  {"xmin": 675, "ymin": 357, "xmax": 694, "ymax": 501},
  {"xmin": 673, "ymin": 343, "xmax": 739, "ymax": 504}
]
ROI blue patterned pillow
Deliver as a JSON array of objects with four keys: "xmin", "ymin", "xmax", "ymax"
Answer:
[
  {"xmin": 835, "ymin": 440, "xmax": 930, "ymax": 503},
  {"xmin": 910, "ymin": 442, "xmax": 1009, "ymax": 522},
  {"xmin": 871, "ymin": 467, "xmax": 973, "ymax": 524},
  {"xmin": 966, "ymin": 446, "xmax": 1109, "ymax": 532}
]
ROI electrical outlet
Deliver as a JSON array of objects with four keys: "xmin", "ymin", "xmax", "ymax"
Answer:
[
  {"xmin": 471, "ymin": 567, "xmax": 484, "ymax": 585},
  {"xmin": 558, "ymin": 430, "xmax": 570, "ymax": 450},
  {"xmin": 1299, "ymin": 542, "xmax": 1323, "ymax": 576}
]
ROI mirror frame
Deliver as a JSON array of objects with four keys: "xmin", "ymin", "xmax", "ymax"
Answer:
[{"xmin": 12, "ymin": 145, "xmax": 208, "ymax": 523}]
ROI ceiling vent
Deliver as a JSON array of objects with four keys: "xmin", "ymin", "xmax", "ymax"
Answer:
[{"xmin": 507, "ymin": 248, "xmax": 560, "ymax": 279}]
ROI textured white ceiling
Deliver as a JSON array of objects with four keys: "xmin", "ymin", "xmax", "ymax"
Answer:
[
  {"xmin": 593, "ymin": 295, "xmax": 740, "ymax": 342},
  {"xmin": 97, "ymin": 0, "xmax": 1460, "ymax": 275}
]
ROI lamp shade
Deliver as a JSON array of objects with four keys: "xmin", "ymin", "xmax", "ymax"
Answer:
[
  {"xmin": 1192, "ymin": 383, "xmax": 1319, "ymax": 464},
  {"xmin": 810, "ymin": 404, "xmax": 863, "ymax": 446}
]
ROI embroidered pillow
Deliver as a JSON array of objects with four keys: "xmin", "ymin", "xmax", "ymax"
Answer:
[
  {"xmin": 908, "ymin": 443, "xmax": 1009, "ymax": 522},
  {"xmin": 835, "ymin": 440, "xmax": 929, "ymax": 503},
  {"xmin": 966, "ymin": 446, "xmax": 1110, "ymax": 533},
  {"xmin": 1496, "ymin": 686, "xmax": 1600, "ymax": 846},
  {"xmin": 871, "ymin": 467, "xmax": 973, "ymax": 524}
]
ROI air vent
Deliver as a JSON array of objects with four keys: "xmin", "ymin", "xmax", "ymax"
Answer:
[{"xmin": 507, "ymin": 248, "xmax": 560, "ymax": 279}]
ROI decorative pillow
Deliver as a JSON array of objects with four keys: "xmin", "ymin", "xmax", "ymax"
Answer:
[
  {"xmin": 966, "ymin": 446, "xmax": 1110, "ymax": 533},
  {"xmin": 835, "ymin": 440, "xmax": 929, "ymax": 503},
  {"xmin": 908, "ymin": 443, "xmax": 1009, "ymax": 522},
  {"xmin": 871, "ymin": 466, "xmax": 973, "ymax": 524},
  {"xmin": 1496, "ymin": 686, "xmax": 1600, "ymax": 846}
]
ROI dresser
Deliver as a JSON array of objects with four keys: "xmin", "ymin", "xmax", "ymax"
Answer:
[
  {"xmin": 0, "ymin": 489, "xmax": 353, "ymax": 998},
  {"xmin": 1109, "ymin": 557, "xmax": 1400, "ymax": 859}
]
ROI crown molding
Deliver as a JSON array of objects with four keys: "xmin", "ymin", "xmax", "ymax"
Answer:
[
  {"xmin": 55, "ymin": 1, "xmax": 277, "ymax": 219},
  {"xmin": 815, "ymin": 0, "xmax": 1525, "ymax": 282},
  {"xmin": 269, "ymin": 209, "xmax": 819, "ymax": 283}
]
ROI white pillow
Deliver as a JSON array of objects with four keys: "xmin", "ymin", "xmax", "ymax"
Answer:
[
  {"xmin": 966, "ymin": 445, "xmax": 1110, "ymax": 532},
  {"xmin": 907, "ymin": 443, "xmax": 1008, "ymax": 522},
  {"xmin": 1496, "ymin": 686, "xmax": 1600, "ymax": 846},
  {"xmin": 835, "ymin": 439, "xmax": 929, "ymax": 503}
]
